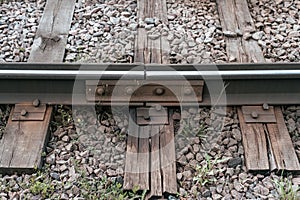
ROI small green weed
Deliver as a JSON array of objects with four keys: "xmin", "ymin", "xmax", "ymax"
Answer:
[
  {"xmin": 180, "ymin": 117, "xmax": 207, "ymax": 142},
  {"xmin": 76, "ymin": 175, "xmax": 146, "ymax": 200},
  {"xmin": 193, "ymin": 154, "xmax": 223, "ymax": 187},
  {"xmin": 274, "ymin": 175, "xmax": 300, "ymax": 200},
  {"xmin": 52, "ymin": 105, "xmax": 73, "ymax": 127},
  {"xmin": 29, "ymin": 181, "xmax": 55, "ymax": 198},
  {"xmin": 71, "ymin": 158, "xmax": 146, "ymax": 199},
  {"xmin": 28, "ymin": 170, "xmax": 55, "ymax": 198}
]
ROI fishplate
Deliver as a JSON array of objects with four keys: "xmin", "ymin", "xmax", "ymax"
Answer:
[
  {"xmin": 86, "ymin": 80, "xmax": 204, "ymax": 106},
  {"xmin": 241, "ymin": 105, "xmax": 276, "ymax": 123}
]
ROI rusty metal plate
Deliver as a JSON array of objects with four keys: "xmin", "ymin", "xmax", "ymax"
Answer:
[
  {"xmin": 12, "ymin": 104, "xmax": 47, "ymax": 121},
  {"xmin": 86, "ymin": 80, "xmax": 204, "ymax": 105},
  {"xmin": 241, "ymin": 106, "xmax": 276, "ymax": 123},
  {"xmin": 136, "ymin": 107, "xmax": 168, "ymax": 125}
]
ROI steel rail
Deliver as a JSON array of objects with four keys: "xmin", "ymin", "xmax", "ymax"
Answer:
[{"xmin": 0, "ymin": 62, "xmax": 300, "ymax": 105}]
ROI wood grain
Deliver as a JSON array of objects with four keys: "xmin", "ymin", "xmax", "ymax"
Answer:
[
  {"xmin": 0, "ymin": 107, "xmax": 53, "ymax": 173},
  {"xmin": 124, "ymin": 109, "xmax": 140, "ymax": 189},
  {"xmin": 217, "ymin": 0, "xmax": 265, "ymax": 63},
  {"xmin": 160, "ymin": 109, "xmax": 177, "ymax": 194},
  {"xmin": 148, "ymin": 126, "xmax": 162, "ymax": 197},
  {"xmin": 124, "ymin": 0, "xmax": 175, "ymax": 196},
  {"xmin": 0, "ymin": 0, "xmax": 75, "ymax": 173},
  {"xmin": 237, "ymin": 108, "xmax": 269, "ymax": 171},
  {"xmin": 137, "ymin": 126, "xmax": 150, "ymax": 190},
  {"xmin": 267, "ymin": 107, "xmax": 300, "ymax": 171},
  {"xmin": 134, "ymin": 0, "xmax": 169, "ymax": 64},
  {"xmin": 29, "ymin": 0, "xmax": 76, "ymax": 62}
]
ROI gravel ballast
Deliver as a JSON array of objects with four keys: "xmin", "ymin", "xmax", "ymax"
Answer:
[
  {"xmin": 167, "ymin": 0, "xmax": 227, "ymax": 64},
  {"xmin": 174, "ymin": 106, "xmax": 300, "ymax": 199},
  {"xmin": 1, "ymin": 106, "xmax": 299, "ymax": 199},
  {"xmin": 0, "ymin": 0, "xmax": 300, "ymax": 199},
  {"xmin": 248, "ymin": 0, "xmax": 300, "ymax": 62},
  {"xmin": 0, "ymin": 0, "xmax": 45, "ymax": 62},
  {"xmin": 64, "ymin": 0, "xmax": 137, "ymax": 63}
]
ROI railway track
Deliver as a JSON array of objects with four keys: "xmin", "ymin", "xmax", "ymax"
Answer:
[
  {"xmin": 0, "ymin": 63, "xmax": 300, "ymax": 105},
  {"xmin": 0, "ymin": 0, "xmax": 300, "ymax": 199}
]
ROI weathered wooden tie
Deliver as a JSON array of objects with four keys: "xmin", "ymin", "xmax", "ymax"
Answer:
[
  {"xmin": 124, "ymin": 0, "xmax": 177, "ymax": 197},
  {"xmin": 124, "ymin": 108, "xmax": 177, "ymax": 197},
  {"xmin": 0, "ymin": 0, "xmax": 76, "ymax": 173},
  {"xmin": 217, "ymin": 0, "xmax": 265, "ymax": 63},
  {"xmin": 30, "ymin": 0, "xmax": 76, "ymax": 62},
  {"xmin": 238, "ymin": 106, "xmax": 300, "ymax": 172},
  {"xmin": 217, "ymin": 0, "xmax": 300, "ymax": 172}
]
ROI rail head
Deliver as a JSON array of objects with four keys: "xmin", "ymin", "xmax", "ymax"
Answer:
[{"xmin": 1, "ymin": 62, "xmax": 300, "ymax": 79}]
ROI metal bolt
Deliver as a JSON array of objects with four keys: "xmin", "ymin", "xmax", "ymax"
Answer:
[
  {"xmin": 144, "ymin": 113, "xmax": 150, "ymax": 121},
  {"xmin": 184, "ymin": 87, "xmax": 192, "ymax": 95},
  {"xmin": 126, "ymin": 87, "xmax": 134, "ymax": 95},
  {"xmin": 96, "ymin": 87, "xmax": 105, "ymax": 96},
  {"xmin": 32, "ymin": 99, "xmax": 40, "ymax": 107},
  {"xmin": 262, "ymin": 103, "xmax": 269, "ymax": 110},
  {"xmin": 155, "ymin": 104, "xmax": 162, "ymax": 111},
  {"xmin": 251, "ymin": 111, "xmax": 259, "ymax": 119},
  {"xmin": 21, "ymin": 109, "xmax": 27, "ymax": 116},
  {"xmin": 155, "ymin": 88, "xmax": 165, "ymax": 95}
]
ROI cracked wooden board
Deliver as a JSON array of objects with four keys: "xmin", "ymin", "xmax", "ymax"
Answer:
[
  {"xmin": 219, "ymin": 0, "xmax": 300, "ymax": 172},
  {"xmin": 267, "ymin": 107, "xmax": 300, "ymax": 171},
  {"xmin": 0, "ymin": 0, "xmax": 75, "ymax": 173},
  {"xmin": 237, "ymin": 108, "xmax": 269, "ymax": 171},
  {"xmin": 124, "ymin": 109, "xmax": 178, "ymax": 198},
  {"xmin": 160, "ymin": 109, "xmax": 177, "ymax": 194},
  {"xmin": 125, "ymin": 0, "xmax": 176, "ymax": 197},
  {"xmin": 217, "ymin": 0, "xmax": 264, "ymax": 63},
  {"xmin": 134, "ymin": 0, "xmax": 170, "ymax": 64},
  {"xmin": 124, "ymin": 108, "xmax": 140, "ymax": 190},
  {"xmin": 238, "ymin": 107, "xmax": 300, "ymax": 172},
  {"xmin": 0, "ymin": 106, "xmax": 53, "ymax": 173},
  {"xmin": 29, "ymin": 0, "xmax": 76, "ymax": 62}
]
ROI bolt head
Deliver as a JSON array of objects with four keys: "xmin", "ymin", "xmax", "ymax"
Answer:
[
  {"xmin": 155, "ymin": 104, "xmax": 162, "ymax": 111},
  {"xmin": 144, "ymin": 113, "xmax": 150, "ymax": 121},
  {"xmin": 21, "ymin": 109, "xmax": 27, "ymax": 116},
  {"xmin": 126, "ymin": 87, "xmax": 134, "ymax": 95},
  {"xmin": 262, "ymin": 103, "xmax": 269, "ymax": 110},
  {"xmin": 96, "ymin": 87, "xmax": 105, "ymax": 96},
  {"xmin": 184, "ymin": 87, "xmax": 192, "ymax": 95},
  {"xmin": 155, "ymin": 88, "xmax": 165, "ymax": 95},
  {"xmin": 251, "ymin": 111, "xmax": 259, "ymax": 119},
  {"xmin": 32, "ymin": 99, "xmax": 40, "ymax": 107}
]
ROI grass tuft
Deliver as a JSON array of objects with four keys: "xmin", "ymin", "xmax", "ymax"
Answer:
[
  {"xmin": 273, "ymin": 174, "xmax": 300, "ymax": 200},
  {"xmin": 193, "ymin": 154, "xmax": 223, "ymax": 187}
]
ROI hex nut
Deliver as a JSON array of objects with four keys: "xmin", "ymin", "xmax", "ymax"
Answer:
[
  {"xmin": 155, "ymin": 88, "xmax": 165, "ymax": 95},
  {"xmin": 184, "ymin": 87, "xmax": 192, "ymax": 95},
  {"xmin": 126, "ymin": 87, "xmax": 134, "ymax": 95},
  {"xmin": 96, "ymin": 87, "xmax": 105, "ymax": 96},
  {"xmin": 21, "ymin": 109, "xmax": 27, "ymax": 116},
  {"xmin": 251, "ymin": 111, "xmax": 259, "ymax": 119},
  {"xmin": 32, "ymin": 99, "xmax": 40, "ymax": 107}
]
